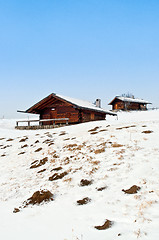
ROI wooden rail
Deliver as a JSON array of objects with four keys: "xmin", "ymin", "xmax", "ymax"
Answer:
[{"xmin": 16, "ymin": 118, "xmax": 69, "ymax": 127}]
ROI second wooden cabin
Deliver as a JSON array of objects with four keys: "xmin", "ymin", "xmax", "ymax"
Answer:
[{"xmin": 109, "ymin": 96, "xmax": 151, "ymax": 111}]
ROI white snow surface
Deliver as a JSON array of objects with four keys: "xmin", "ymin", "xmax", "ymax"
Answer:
[{"xmin": 0, "ymin": 110, "xmax": 159, "ymax": 240}]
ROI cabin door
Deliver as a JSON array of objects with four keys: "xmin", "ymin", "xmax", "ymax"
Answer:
[
  {"xmin": 114, "ymin": 103, "xmax": 118, "ymax": 110},
  {"xmin": 50, "ymin": 109, "xmax": 57, "ymax": 125},
  {"xmin": 91, "ymin": 113, "xmax": 95, "ymax": 121}
]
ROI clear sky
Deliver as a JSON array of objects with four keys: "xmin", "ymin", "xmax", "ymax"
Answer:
[{"xmin": 0, "ymin": 0, "xmax": 159, "ymax": 118}]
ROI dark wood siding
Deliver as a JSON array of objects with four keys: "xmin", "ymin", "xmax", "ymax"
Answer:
[
  {"xmin": 112, "ymin": 99, "xmax": 147, "ymax": 111},
  {"xmin": 27, "ymin": 94, "xmax": 107, "ymax": 125},
  {"xmin": 40, "ymin": 102, "xmax": 79, "ymax": 124},
  {"xmin": 81, "ymin": 110, "xmax": 106, "ymax": 122}
]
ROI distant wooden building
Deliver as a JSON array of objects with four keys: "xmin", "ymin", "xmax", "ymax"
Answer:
[
  {"xmin": 24, "ymin": 93, "xmax": 116, "ymax": 125},
  {"xmin": 109, "ymin": 96, "xmax": 151, "ymax": 111}
]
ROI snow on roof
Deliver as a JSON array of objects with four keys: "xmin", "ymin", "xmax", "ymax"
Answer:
[
  {"xmin": 54, "ymin": 93, "xmax": 116, "ymax": 115},
  {"xmin": 116, "ymin": 96, "xmax": 151, "ymax": 104},
  {"xmin": 109, "ymin": 96, "xmax": 151, "ymax": 105}
]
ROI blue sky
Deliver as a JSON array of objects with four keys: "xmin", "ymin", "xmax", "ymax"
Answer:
[{"xmin": 0, "ymin": 0, "xmax": 159, "ymax": 118}]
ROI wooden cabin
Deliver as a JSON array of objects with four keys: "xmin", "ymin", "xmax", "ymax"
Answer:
[
  {"xmin": 109, "ymin": 96, "xmax": 151, "ymax": 111},
  {"xmin": 24, "ymin": 93, "xmax": 116, "ymax": 125}
]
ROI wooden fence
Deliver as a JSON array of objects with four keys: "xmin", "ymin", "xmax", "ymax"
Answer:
[{"xmin": 15, "ymin": 118, "xmax": 69, "ymax": 130}]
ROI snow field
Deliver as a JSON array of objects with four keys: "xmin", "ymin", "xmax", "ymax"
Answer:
[{"xmin": 0, "ymin": 110, "xmax": 159, "ymax": 240}]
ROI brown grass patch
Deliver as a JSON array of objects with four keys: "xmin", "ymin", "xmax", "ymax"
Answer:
[
  {"xmin": 1, "ymin": 145, "xmax": 11, "ymax": 149},
  {"xmin": 95, "ymin": 219, "xmax": 113, "ymax": 230},
  {"xmin": 59, "ymin": 131, "xmax": 66, "ymax": 136},
  {"xmin": 48, "ymin": 142, "xmax": 54, "ymax": 146},
  {"xmin": 91, "ymin": 160, "xmax": 100, "ymax": 165},
  {"xmin": 25, "ymin": 190, "xmax": 53, "ymax": 205},
  {"xmin": 13, "ymin": 190, "xmax": 53, "ymax": 213},
  {"xmin": 64, "ymin": 157, "xmax": 70, "ymax": 165},
  {"xmin": 51, "ymin": 166, "xmax": 62, "ymax": 171},
  {"xmin": 122, "ymin": 185, "xmax": 141, "ymax": 194},
  {"xmin": 108, "ymin": 167, "xmax": 118, "ymax": 171},
  {"xmin": 52, "ymin": 153, "xmax": 59, "ymax": 158},
  {"xmin": 116, "ymin": 125, "xmax": 136, "ymax": 130},
  {"xmin": 77, "ymin": 197, "xmax": 91, "ymax": 205},
  {"xmin": 34, "ymin": 147, "xmax": 43, "ymax": 152},
  {"xmin": 19, "ymin": 137, "xmax": 28, "ymax": 142},
  {"xmin": 1, "ymin": 154, "xmax": 6, "ymax": 157},
  {"xmin": 94, "ymin": 147, "xmax": 105, "ymax": 154},
  {"xmin": 88, "ymin": 127, "xmax": 100, "ymax": 132},
  {"xmin": 13, "ymin": 208, "xmax": 20, "ymax": 213},
  {"xmin": 99, "ymin": 129, "xmax": 108, "ymax": 132},
  {"xmin": 112, "ymin": 143, "xmax": 123, "ymax": 148},
  {"xmin": 63, "ymin": 177, "xmax": 72, "ymax": 183},
  {"xmin": 71, "ymin": 137, "xmax": 76, "ymax": 140},
  {"xmin": 7, "ymin": 138, "xmax": 14, "ymax": 142},
  {"xmin": 30, "ymin": 157, "xmax": 48, "ymax": 169},
  {"xmin": 37, "ymin": 169, "xmax": 46, "ymax": 173},
  {"xmin": 96, "ymin": 186, "xmax": 107, "ymax": 191},
  {"xmin": 64, "ymin": 144, "xmax": 83, "ymax": 151},
  {"xmin": 49, "ymin": 171, "xmax": 68, "ymax": 181},
  {"xmin": 142, "ymin": 130, "xmax": 153, "ymax": 134},
  {"xmin": 80, "ymin": 179, "xmax": 93, "ymax": 186},
  {"xmin": 89, "ymin": 167, "xmax": 99, "ymax": 175},
  {"xmin": 90, "ymin": 131, "xmax": 98, "ymax": 135},
  {"xmin": 21, "ymin": 144, "xmax": 28, "ymax": 148},
  {"xmin": 18, "ymin": 152, "xmax": 25, "ymax": 155}
]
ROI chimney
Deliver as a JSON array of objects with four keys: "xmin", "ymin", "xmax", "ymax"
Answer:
[{"xmin": 95, "ymin": 99, "xmax": 101, "ymax": 108}]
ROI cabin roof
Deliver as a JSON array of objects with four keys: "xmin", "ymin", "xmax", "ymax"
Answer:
[
  {"xmin": 109, "ymin": 96, "xmax": 152, "ymax": 105},
  {"xmin": 26, "ymin": 93, "xmax": 117, "ymax": 115}
]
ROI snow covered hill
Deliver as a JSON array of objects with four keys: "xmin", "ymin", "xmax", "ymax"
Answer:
[{"xmin": 0, "ymin": 110, "xmax": 159, "ymax": 240}]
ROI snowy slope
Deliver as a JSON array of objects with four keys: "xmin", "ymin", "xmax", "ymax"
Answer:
[{"xmin": 0, "ymin": 110, "xmax": 159, "ymax": 240}]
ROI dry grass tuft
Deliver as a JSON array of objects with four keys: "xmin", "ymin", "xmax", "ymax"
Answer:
[
  {"xmin": 89, "ymin": 167, "xmax": 99, "ymax": 174},
  {"xmin": 142, "ymin": 130, "xmax": 153, "ymax": 134},
  {"xmin": 63, "ymin": 177, "xmax": 72, "ymax": 183},
  {"xmin": 88, "ymin": 127, "xmax": 100, "ymax": 132},
  {"xmin": 122, "ymin": 185, "xmax": 141, "ymax": 194},
  {"xmin": 77, "ymin": 197, "xmax": 91, "ymax": 205},
  {"xmin": 7, "ymin": 138, "xmax": 14, "ymax": 142},
  {"xmin": 95, "ymin": 219, "xmax": 113, "ymax": 230},
  {"xmin": 94, "ymin": 147, "xmax": 105, "ymax": 154},
  {"xmin": 112, "ymin": 143, "xmax": 123, "ymax": 148},
  {"xmin": 34, "ymin": 147, "xmax": 42, "ymax": 152}
]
